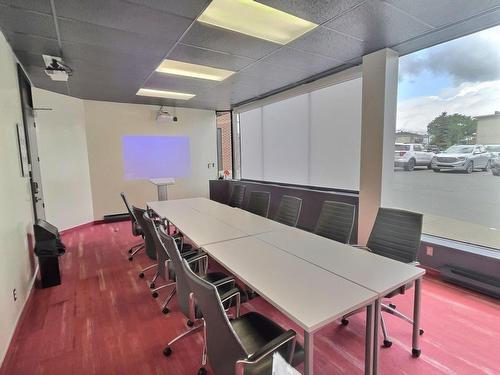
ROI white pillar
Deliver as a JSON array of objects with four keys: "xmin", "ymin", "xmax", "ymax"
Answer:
[{"xmin": 358, "ymin": 48, "xmax": 399, "ymax": 245}]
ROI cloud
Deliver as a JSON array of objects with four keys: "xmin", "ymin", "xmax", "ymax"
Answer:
[
  {"xmin": 399, "ymin": 25, "xmax": 500, "ymax": 84},
  {"xmin": 397, "ymin": 80, "xmax": 500, "ymax": 132}
]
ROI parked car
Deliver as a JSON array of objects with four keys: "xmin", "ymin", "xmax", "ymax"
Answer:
[
  {"xmin": 485, "ymin": 145, "xmax": 500, "ymax": 160},
  {"xmin": 426, "ymin": 144, "xmax": 441, "ymax": 154},
  {"xmin": 431, "ymin": 144, "xmax": 491, "ymax": 173},
  {"xmin": 394, "ymin": 143, "xmax": 433, "ymax": 171},
  {"xmin": 492, "ymin": 158, "xmax": 500, "ymax": 176}
]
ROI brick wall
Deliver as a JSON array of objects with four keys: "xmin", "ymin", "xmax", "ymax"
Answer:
[{"xmin": 216, "ymin": 112, "xmax": 233, "ymax": 177}]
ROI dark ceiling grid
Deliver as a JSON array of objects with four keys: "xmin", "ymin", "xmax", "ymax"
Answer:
[{"xmin": 1, "ymin": 0, "xmax": 500, "ymax": 110}]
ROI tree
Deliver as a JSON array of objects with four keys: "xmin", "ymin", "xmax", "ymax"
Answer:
[{"xmin": 427, "ymin": 112, "xmax": 477, "ymax": 149}]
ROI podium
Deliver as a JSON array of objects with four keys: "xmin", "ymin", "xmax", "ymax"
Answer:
[{"xmin": 149, "ymin": 178, "xmax": 175, "ymax": 201}]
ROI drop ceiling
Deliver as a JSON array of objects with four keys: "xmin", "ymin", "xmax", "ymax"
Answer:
[{"xmin": 1, "ymin": 0, "xmax": 499, "ymax": 110}]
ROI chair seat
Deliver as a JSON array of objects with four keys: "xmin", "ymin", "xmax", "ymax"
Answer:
[{"xmin": 230, "ymin": 312, "xmax": 304, "ymax": 375}]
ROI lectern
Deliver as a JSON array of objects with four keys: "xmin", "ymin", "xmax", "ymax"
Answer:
[{"xmin": 149, "ymin": 178, "xmax": 175, "ymax": 201}]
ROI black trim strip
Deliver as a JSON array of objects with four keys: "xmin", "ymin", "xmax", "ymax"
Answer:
[{"xmin": 239, "ymin": 178, "xmax": 359, "ymax": 196}]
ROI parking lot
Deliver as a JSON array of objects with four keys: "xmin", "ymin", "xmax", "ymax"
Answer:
[{"xmin": 388, "ymin": 167, "xmax": 500, "ymax": 230}]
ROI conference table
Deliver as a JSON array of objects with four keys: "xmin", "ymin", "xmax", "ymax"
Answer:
[{"xmin": 148, "ymin": 197, "xmax": 425, "ymax": 375}]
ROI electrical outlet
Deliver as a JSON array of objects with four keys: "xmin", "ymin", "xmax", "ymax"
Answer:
[
  {"xmin": 12, "ymin": 288, "xmax": 17, "ymax": 301},
  {"xmin": 426, "ymin": 246, "xmax": 434, "ymax": 256}
]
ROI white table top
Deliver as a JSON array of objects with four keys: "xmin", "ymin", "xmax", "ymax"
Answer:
[
  {"xmin": 203, "ymin": 236, "xmax": 377, "ymax": 332},
  {"xmin": 257, "ymin": 228, "xmax": 425, "ymax": 297},
  {"xmin": 148, "ymin": 200, "xmax": 247, "ymax": 246},
  {"xmin": 176, "ymin": 197, "xmax": 290, "ymax": 235}
]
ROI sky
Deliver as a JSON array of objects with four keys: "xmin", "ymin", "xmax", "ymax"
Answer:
[{"xmin": 396, "ymin": 25, "xmax": 500, "ymax": 133}]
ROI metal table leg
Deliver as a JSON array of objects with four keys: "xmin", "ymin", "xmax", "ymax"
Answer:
[
  {"xmin": 372, "ymin": 299, "xmax": 381, "ymax": 375},
  {"xmin": 365, "ymin": 303, "xmax": 375, "ymax": 375},
  {"xmin": 412, "ymin": 277, "xmax": 422, "ymax": 358},
  {"xmin": 304, "ymin": 330, "xmax": 314, "ymax": 375}
]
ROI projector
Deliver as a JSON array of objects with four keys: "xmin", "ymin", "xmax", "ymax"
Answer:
[
  {"xmin": 42, "ymin": 55, "xmax": 71, "ymax": 82},
  {"xmin": 156, "ymin": 107, "xmax": 178, "ymax": 123}
]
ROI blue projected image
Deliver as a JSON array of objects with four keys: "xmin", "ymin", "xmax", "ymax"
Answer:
[{"xmin": 122, "ymin": 135, "xmax": 191, "ymax": 180}]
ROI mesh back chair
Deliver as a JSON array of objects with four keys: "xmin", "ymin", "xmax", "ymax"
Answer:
[
  {"xmin": 228, "ymin": 184, "xmax": 246, "ymax": 208},
  {"xmin": 156, "ymin": 226, "xmax": 236, "ymax": 362},
  {"xmin": 132, "ymin": 206, "xmax": 159, "ymax": 284},
  {"xmin": 246, "ymin": 191, "xmax": 271, "ymax": 218},
  {"xmin": 183, "ymin": 256, "xmax": 305, "ymax": 375},
  {"xmin": 342, "ymin": 207, "xmax": 424, "ymax": 348},
  {"xmin": 120, "ymin": 192, "xmax": 144, "ymax": 260},
  {"xmin": 274, "ymin": 195, "xmax": 302, "ymax": 227},
  {"xmin": 314, "ymin": 201, "xmax": 356, "ymax": 244}
]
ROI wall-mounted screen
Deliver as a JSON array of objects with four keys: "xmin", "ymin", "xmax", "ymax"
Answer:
[{"xmin": 122, "ymin": 135, "xmax": 191, "ymax": 180}]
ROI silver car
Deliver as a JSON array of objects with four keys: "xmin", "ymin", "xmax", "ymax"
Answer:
[{"xmin": 431, "ymin": 144, "xmax": 491, "ymax": 173}]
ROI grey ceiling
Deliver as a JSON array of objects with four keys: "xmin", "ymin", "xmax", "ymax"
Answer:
[{"xmin": 1, "ymin": 0, "xmax": 499, "ymax": 110}]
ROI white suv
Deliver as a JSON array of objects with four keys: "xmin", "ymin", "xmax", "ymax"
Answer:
[{"xmin": 394, "ymin": 143, "xmax": 433, "ymax": 171}]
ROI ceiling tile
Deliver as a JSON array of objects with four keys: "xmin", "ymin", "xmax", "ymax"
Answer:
[
  {"xmin": 384, "ymin": 0, "xmax": 500, "ymax": 28},
  {"xmin": 180, "ymin": 22, "xmax": 281, "ymax": 60},
  {"xmin": 170, "ymin": 44, "xmax": 254, "ymax": 71},
  {"xmin": 256, "ymin": 0, "xmax": 366, "ymax": 24},
  {"xmin": 324, "ymin": 0, "xmax": 432, "ymax": 49},
  {"xmin": 261, "ymin": 47, "xmax": 342, "ymax": 76},
  {"xmin": 0, "ymin": 5, "xmax": 56, "ymax": 38},
  {"xmin": 3, "ymin": 32, "xmax": 60, "ymax": 56},
  {"xmin": 54, "ymin": 0, "xmax": 192, "ymax": 40},
  {"xmin": 144, "ymin": 72, "xmax": 219, "ymax": 93},
  {"xmin": 123, "ymin": 0, "xmax": 210, "ymax": 19},
  {"xmin": 288, "ymin": 26, "xmax": 365, "ymax": 62},
  {"xmin": 239, "ymin": 61, "xmax": 312, "ymax": 86},
  {"xmin": 0, "ymin": 0, "xmax": 51, "ymax": 14}
]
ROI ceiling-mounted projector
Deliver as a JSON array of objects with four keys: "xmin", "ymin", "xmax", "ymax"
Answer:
[
  {"xmin": 156, "ymin": 106, "xmax": 178, "ymax": 123},
  {"xmin": 42, "ymin": 54, "xmax": 72, "ymax": 82}
]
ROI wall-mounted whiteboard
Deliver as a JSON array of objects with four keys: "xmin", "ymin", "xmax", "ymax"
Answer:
[{"xmin": 238, "ymin": 77, "xmax": 362, "ymax": 190}]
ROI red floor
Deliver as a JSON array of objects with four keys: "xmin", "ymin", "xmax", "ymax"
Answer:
[{"xmin": 1, "ymin": 221, "xmax": 499, "ymax": 375}]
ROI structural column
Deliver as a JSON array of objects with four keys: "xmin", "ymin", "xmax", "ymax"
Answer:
[{"xmin": 358, "ymin": 48, "xmax": 399, "ymax": 244}]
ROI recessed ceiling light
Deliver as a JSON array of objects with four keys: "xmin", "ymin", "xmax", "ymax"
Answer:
[
  {"xmin": 136, "ymin": 88, "xmax": 195, "ymax": 100},
  {"xmin": 156, "ymin": 60, "xmax": 235, "ymax": 81},
  {"xmin": 197, "ymin": 0, "xmax": 317, "ymax": 45}
]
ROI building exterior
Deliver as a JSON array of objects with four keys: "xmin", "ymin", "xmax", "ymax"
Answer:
[
  {"xmin": 476, "ymin": 111, "xmax": 500, "ymax": 144},
  {"xmin": 216, "ymin": 111, "xmax": 233, "ymax": 178},
  {"xmin": 395, "ymin": 131, "xmax": 428, "ymax": 144}
]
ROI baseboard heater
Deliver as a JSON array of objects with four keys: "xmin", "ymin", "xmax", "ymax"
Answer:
[
  {"xmin": 103, "ymin": 213, "xmax": 130, "ymax": 222},
  {"xmin": 441, "ymin": 265, "xmax": 500, "ymax": 299}
]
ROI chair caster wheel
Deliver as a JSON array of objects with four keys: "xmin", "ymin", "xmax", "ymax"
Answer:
[
  {"xmin": 139, "ymin": 273, "xmax": 144, "ymax": 279},
  {"xmin": 389, "ymin": 303, "xmax": 396, "ymax": 309},
  {"xmin": 187, "ymin": 320, "xmax": 194, "ymax": 327},
  {"xmin": 152, "ymin": 292, "xmax": 159, "ymax": 299},
  {"xmin": 383, "ymin": 339, "xmax": 392, "ymax": 348},
  {"xmin": 149, "ymin": 283, "xmax": 155, "ymax": 289},
  {"xmin": 419, "ymin": 329, "xmax": 424, "ymax": 335},
  {"xmin": 162, "ymin": 307, "xmax": 169, "ymax": 315},
  {"xmin": 341, "ymin": 318, "xmax": 349, "ymax": 326},
  {"xmin": 128, "ymin": 257, "xmax": 133, "ymax": 261},
  {"xmin": 163, "ymin": 347, "xmax": 172, "ymax": 357},
  {"xmin": 197, "ymin": 368, "xmax": 207, "ymax": 375},
  {"xmin": 128, "ymin": 249, "xmax": 133, "ymax": 254},
  {"xmin": 412, "ymin": 348, "xmax": 421, "ymax": 358}
]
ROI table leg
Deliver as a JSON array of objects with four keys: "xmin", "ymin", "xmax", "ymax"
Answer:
[
  {"xmin": 372, "ymin": 299, "xmax": 381, "ymax": 375},
  {"xmin": 304, "ymin": 330, "xmax": 314, "ymax": 375},
  {"xmin": 412, "ymin": 277, "xmax": 422, "ymax": 358},
  {"xmin": 365, "ymin": 303, "xmax": 374, "ymax": 375}
]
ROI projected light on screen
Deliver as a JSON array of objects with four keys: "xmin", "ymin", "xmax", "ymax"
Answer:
[{"xmin": 122, "ymin": 135, "xmax": 191, "ymax": 180}]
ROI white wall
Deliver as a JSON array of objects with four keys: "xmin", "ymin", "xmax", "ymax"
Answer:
[
  {"xmin": 0, "ymin": 32, "xmax": 37, "ymax": 365},
  {"xmin": 32, "ymin": 89, "xmax": 94, "ymax": 230},
  {"xmin": 83, "ymin": 101, "xmax": 218, "ymax": 219}
]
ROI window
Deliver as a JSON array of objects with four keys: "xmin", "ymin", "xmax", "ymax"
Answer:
[
  {"xmin": 385, "ymin": 25, "xmax": 500, "ymax": 251},
  {"xmin": 238, "ymin": 77, "xmax": 362, "ymax": 191},
  {"xmin": 216, "ymin": 111, "xmax": 233, "ymax": 178}
]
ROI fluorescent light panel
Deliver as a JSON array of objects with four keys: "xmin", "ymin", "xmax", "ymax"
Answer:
[
  {"xmin": 156, "ymin": 60, "xmax": 234, "ymax": 81},
  {"xmin": 136, "ymin": 88, "xmax": 195, "ymax": 100},
  {"xmin": 197, "ymin": 0, "xmax": 317, "ymax": 45}
]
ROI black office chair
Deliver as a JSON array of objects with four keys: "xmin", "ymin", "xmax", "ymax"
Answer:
[
  {"xmin": 155, "ymin": 226, "xmax": 237, "ymax": 360},
  {"xmin": 246, "ymin": 191, "xmax": 271, "ymax": 217},
  {"xmin": 120, "ymin": 192, "xmax": 144, "ymax": 261},
  {"xmin": 183, "ymin": 255, "xmax": 305, "ymax": 375},
  {"xmin": 341, "ymin": 207, "xmax": 424, "ymax": 348},
  {"xmin": 132, "ymin": 206, "xmax": 159, "ymax": 283},
  {"xmin": 228, "ymin": 184, "xmax": 246, "ymax": 208},
  {"xmin": 313, "ymin": 201, "xmax": 356, "ymax": 244},
  {"xmin": 274, "ymin": 195, "xmax": 302, "ymax": 227}
]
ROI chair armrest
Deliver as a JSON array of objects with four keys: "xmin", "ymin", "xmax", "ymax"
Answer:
[
  {"xmin": 352, "ymin": 244, "xmax": 372, "ymax": 252},
  {"xmin": 235, "ymin": 330, "xmax": 296, "ymax": 375},
  {"xmin": 212, "ymin": 276, "xmax": 235, "ymax": 288},
  {"xmin": 181, "ymin": 249, "xmax": 201, "ymax": 259},
  {"xmin": 407, "ymin": 261, "xmax": 420, "ymax": 267},
  {"xmin": 186, "ymin": 252, "xmax": 208, "ymax": 275},
  {"xmin": 219, "ymin": 287, "xmax": 240, "ymax": 317}
]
